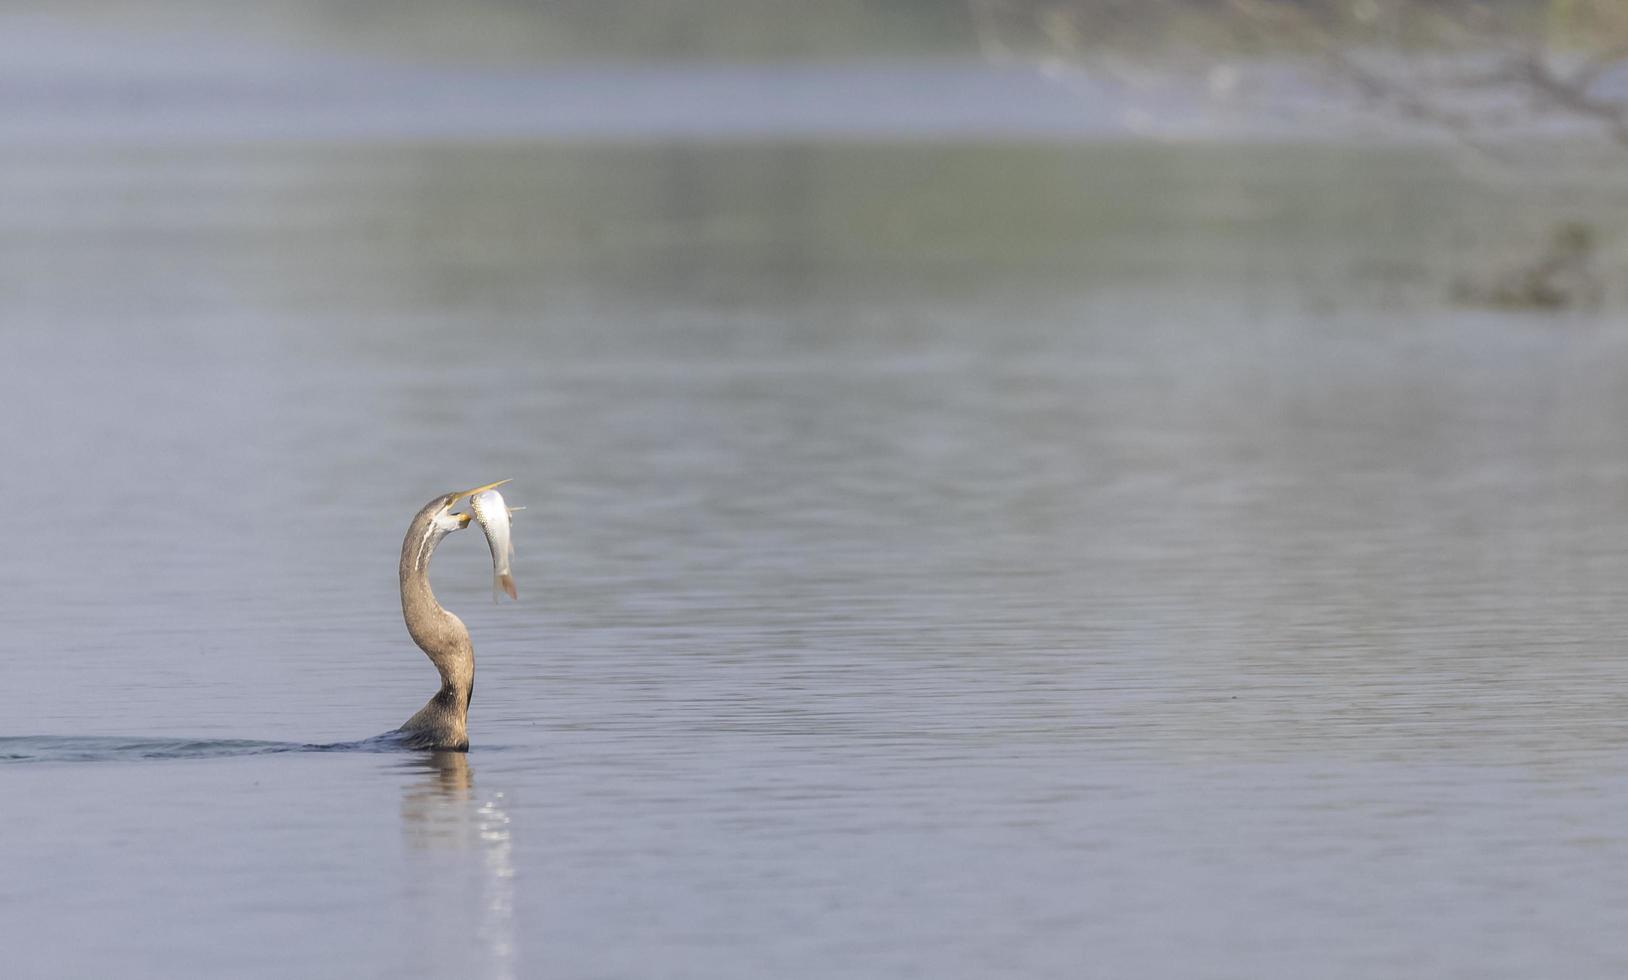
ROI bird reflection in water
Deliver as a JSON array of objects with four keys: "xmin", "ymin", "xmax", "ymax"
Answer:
[{"xmin": 400, "ymin": 752, "xmax": 517, "ymax": 979}]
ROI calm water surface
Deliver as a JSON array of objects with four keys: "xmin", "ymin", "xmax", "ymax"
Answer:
[{"xmin": 5, "ymin": 140, "xmax": 1628, "ymax": 978}]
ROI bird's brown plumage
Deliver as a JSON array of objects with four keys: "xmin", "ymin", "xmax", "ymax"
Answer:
[{"xmin": 395, "ymin": 493, "xmax": 476, "ymax": 751}]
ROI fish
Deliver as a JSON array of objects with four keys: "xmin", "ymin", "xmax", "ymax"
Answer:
[{"xmin": 470, "ymin": 488, "xmax": 518, "ymax": 602}]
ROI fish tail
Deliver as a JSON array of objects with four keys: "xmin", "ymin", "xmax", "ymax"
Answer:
[{"xmin": 498, "ymin": 573, "xmax": 517, "ymax": 601}]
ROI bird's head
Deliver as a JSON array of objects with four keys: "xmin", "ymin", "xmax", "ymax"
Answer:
[{"xmin": 428, "ymin": 479, "xmax": 511, "ymax": 533}]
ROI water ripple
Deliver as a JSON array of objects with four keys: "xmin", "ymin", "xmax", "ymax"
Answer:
[{"xmin": 0, "ymin": 734, "xmax": 432, "ymax": 763}]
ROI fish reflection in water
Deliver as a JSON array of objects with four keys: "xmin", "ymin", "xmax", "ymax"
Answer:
[{"xmin": 400, "ymin": 752, "xmax": 516, "ymax": 979}]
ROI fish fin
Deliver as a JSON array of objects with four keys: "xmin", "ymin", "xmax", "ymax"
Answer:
[{"xmin": 500, "ymin": 574, "xmax": 518, "ymax": 601}]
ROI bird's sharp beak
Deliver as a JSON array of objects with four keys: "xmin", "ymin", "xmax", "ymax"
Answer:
[
  {"xmin": 446, "ymin": 479, "xmax": 510, "ymax": 526},
  {"xmin": 450, "ymin": 479, "xmax": 511, "ymax": 505}
]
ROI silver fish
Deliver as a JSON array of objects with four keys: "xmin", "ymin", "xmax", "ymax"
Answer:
[{"xmin": 470, "ymin": 488, "xmax": 517, "ymax": 602}]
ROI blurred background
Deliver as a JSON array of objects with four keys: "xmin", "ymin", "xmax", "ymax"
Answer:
[{"xmin": 9, "ymin": 3, "xmax": 1628, "ymax": 979}]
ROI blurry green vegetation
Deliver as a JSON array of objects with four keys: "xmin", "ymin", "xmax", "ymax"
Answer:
[
  {"xmin": 42, "ymin": 0, "xmax": 981, "ymax": 62},
  {"xmin": 27, "ymin": 2, "xmax": 1628, "ymax": 311},
  {"xmin": 979, "ymin": 0, "xmax": 1628, "ymax": 309},
  {"xmin": 975, "ymin": 1, "xmax": 1628, "ymax": 55},
  {"xmin": 33, "ymin": 141, "xmax": 1620, "ymax": 321},
  {"xmin": 42, "ymin": 0, "xmax": 1628, "ymax": 63}
]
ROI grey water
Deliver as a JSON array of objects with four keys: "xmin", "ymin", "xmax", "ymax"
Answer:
[{"xmin": 8, "ymin": 88, "xmax": 1628, "ymax": 980}]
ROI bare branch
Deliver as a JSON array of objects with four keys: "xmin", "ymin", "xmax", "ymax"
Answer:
[
  {"xmin": 973, "ymin": 0, "xmax": 1628, "ymax": 168},
  {"xmin": 1513, "ymin": 51, "xmax": 1628, "ymax": 147}
]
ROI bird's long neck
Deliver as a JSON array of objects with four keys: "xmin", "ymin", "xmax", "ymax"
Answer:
[{"xmin": 399, "ymin": 512, "xmax": 474, "ymax": 731}]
